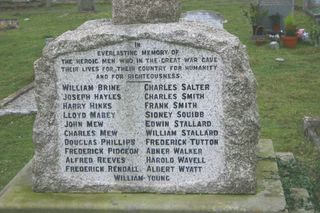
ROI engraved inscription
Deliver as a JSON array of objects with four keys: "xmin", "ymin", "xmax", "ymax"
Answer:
[{"xmin": 55, "ymin": 39, "xmax": 224, "ymax": 187}]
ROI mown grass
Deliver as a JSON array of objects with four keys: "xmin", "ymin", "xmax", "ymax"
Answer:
[
  {"xmin": 182, "ymin": 0, "xmax": 320, "ymax": 151},
  {"xmin": 0, "ymin": 3, "xmax": 112, "ymax": 100},
  {"xmin": 0, "ymin": 115, "xmax": 34, "ymax": 190},
  {"xmin": 0, "ymin": 0, "xmax": 319, "ymax": 209},
  {"xmin": 0, "ymin": 2, "xmax": 113, "ymax": 191}
]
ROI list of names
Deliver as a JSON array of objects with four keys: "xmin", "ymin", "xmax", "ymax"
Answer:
[{"xmin": 55, "ymin": 39, "xmax": 225, "ymax": 186}]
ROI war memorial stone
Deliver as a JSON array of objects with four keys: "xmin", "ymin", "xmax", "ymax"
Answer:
[
  {"xmin": 0, "ymin": 1, "xmax": 289, "ymax": 212},
  {"xmin": 32, "ymin": 0, "xmax": 260, "ymax": 194}
]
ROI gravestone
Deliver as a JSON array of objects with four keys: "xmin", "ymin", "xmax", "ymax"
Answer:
[
  {"xmin": 33, "ymin": 0, "xmax": 259, "ymax": 194},
  {"xmin": 304, "ymin": 0, "xmax": 320, "ymax": 21},
  {"xmin": 180, "ymin": 10, "xmax": 225, "ymax": 29},
  {"xmin": 304, "ymin": 0, "xmax": 320, "ymax": 8},
  {"xmin": 303, "ymin": 116, "xmax": 320, "ymax": 148},
  {"xmin": 0, "ymin": 19, "xmax": 19, "ymax": 30},
  {"xmin": 259, "ymin": 0, "xmax": 294, "ymax": 31},
  {"xmin": 78, "ymin": 0, "xmax": 95, "ymax": 12}
]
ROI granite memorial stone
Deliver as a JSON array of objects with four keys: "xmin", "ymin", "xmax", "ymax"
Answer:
[{"xmin": 33, "ymin": 1, "xmax": 259, "ymax": 194}]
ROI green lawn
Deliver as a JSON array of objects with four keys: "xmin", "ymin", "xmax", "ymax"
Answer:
[
  {"xmin": 0, "ymin": 115, "xmax": 34, "ymax": 190},
  {"xmin": 0, "ymin": 3, "xmax": 112, "ymax": 100},
  {"xmin": 0, "ymin": 0, "xmax": 319, "ymax": 209}
]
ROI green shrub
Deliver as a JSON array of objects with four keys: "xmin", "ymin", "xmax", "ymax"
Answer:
[{"xmin": 284, "ymin": 15, "xmax": 297, "ymax": 36}]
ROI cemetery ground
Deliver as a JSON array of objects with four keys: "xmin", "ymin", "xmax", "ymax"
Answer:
[{"xmin": 0, "ymin": 0, "xmax": 319, "ymax": 211}]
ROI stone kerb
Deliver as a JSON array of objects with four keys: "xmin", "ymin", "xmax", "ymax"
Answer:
[{"xmin": 33, "ymin": 21, "xmax": 259, "ymax": 194}]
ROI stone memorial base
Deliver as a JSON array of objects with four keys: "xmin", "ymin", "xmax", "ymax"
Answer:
[{"xmin": 0, "ymin": 139, "xmax": 286, "ymax": 213}]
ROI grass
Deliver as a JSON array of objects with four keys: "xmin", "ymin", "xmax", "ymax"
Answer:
[
  {"xmin": 0, "ymin": 3, "xmax": 112, "ymax": 100},
  {"xmin": 278, "ymin": 157, "xmax": 320, "ymax": 211},
  {"xmin": 0, "ymin": 2, "xmax": 113, "ymax": 191},
  {"xmin": 182, "ymin": 0, "xmax": 320, "ymax": 150},
  {"xmin": 0, "ymin": 0, "xmax": 320, "ymax": 209}
]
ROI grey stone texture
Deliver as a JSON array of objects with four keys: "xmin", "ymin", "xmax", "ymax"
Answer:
[
  {"xmin": 76, "ymin": 19, "xmax": 111, "ymax": 30},
  {"xmin": 276, "ymin": 152, "xmax": 295, "ymax": 164},
  {"xmin": 78, "ymin": 0, "xmax": 95, "ymax": 12},
  {"xmin": 33, "ymin": 19, "xmax": 259, "ymax": 193},
  {"xmin": 2, "ymin": 89, "xmax": 36, "ymax": 111},
  {"xmin": 180, "ymin": 10, "xmax": 225, "ymax": 29},
  {"xmin": 1, "ymin": 140, "xmax": 286, "ymax": 213},
  {"xmin": 0, "ymin": 19, "xmax": 19, "ymax": 31},
  {"xmin": 290, "ymin": 188, "xmax": 315, "ymax": 213},
  {"xmin": 112, "ymin": 0, "xmax": 180, "ymax": 24},
  {"xmin": 303, "ymin": 116, "xmax": 320, "ymax": 147},
  {"xmin": 0, "ymin": 83, "xmax": 37, "ymax": 116}
]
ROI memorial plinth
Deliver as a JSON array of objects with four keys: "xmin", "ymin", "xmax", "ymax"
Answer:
[
  {"xmin": 112, "ymin": 0, "xmax": 180, "ymax": 24},
  {"xmin": 0, "ymin": 140, "xmax": 286, "ymax": 213}
]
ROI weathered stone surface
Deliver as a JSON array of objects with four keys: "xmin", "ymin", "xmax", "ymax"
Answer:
[
  {"xmin": 78, "ymin": 0, "xmax": 95, "ymax": 12},
  {"xmin": 76, "ymin": 19, "xmax": 111, "ymax": 30},
  {"xmin": 0, "ymin": 19, "xmax": 19, "ymax": 30},
  {"xmin": 33, "ymin": 19, "xmax": 259, "ymax": 194},
  {"xmin": 1, "ymin": 140, "xmax": 286, "ymax": 213},
  {"xmin": 180, "ymin": 10, "xmax": 225, "ymax": 29},
  {"xmin": 290, "ymin": 188, "xmax": 314, "ymax": 213},
  {"xmin": 276, "ymin": 152, "xmax": 295, "ymax": 164},
  {"xmin": 112, "ymin": 0, "xmax": 180, "ymax": 24},
  {"xmin": 303, "ymin": 116, "xmax": 320, "ymax": 147},
  {"xmin": 257, "ymin": 139, "xmax": 276, "ymax": 160},
  {"xmin": 0, "ymin": 83, "xmax": 37, "ymax": 116}
]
